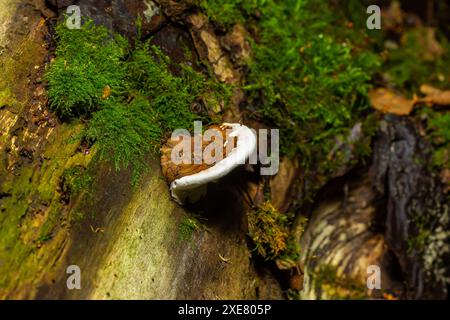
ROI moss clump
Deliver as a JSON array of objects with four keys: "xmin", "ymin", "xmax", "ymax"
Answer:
[
  {"xmin": 45, "ymin": 20, "xmax": 128, "ymax": 117},
  {"xmin": 46, "ymin": 20, "xmax": 231, "ymax": 184},
  {"xmin": 248, "ymin": 201, "xmax": 299, "ymax": 261},
  {"xmin": 61, "ymin": 166, "xmax": 93, "ymax": 199},
  {"xmin": 200, "ymin": 1, "xmax": 379, "ymax": 170},
  {"xmin": 246, "ymin": 1, "xmax": 379, "ymax": 166},
  {"xmin": 124, "ymin": 41, "xmax": 229, "ymax": 132},
  {"xmin": 83, "ymin": 97, "xmax": 162, "ymax": 184}
]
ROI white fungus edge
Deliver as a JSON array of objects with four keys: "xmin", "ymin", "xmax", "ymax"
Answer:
[{"xmin": 170, "ymin": 123, "xmax": 257, "ymax": 205}]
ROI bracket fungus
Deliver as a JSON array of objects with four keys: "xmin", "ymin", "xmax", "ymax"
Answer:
[{"xmin": 161, "ymin": 123, "xmax": 257, "ymax": 204}]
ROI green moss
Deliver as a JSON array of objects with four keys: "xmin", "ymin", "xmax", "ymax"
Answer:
[
  {"xmin": 70, "ymin": 210, "xmax": 86, "ymax": 222},
  {"xmin": 84, "ymin": 97, "xmax": 162, "ymax": 185},
  {"xmin": 124, "ymin": 41, "xmax": 222, "ymax": 132},
  {"xmin": 197, "ymin": 0, "xmax": 249, "ymax": 27},
  {"xmin": 61, "ymin": 166, "xmax": 93, "ymax": 198},
  {"xmin": 428, "ymin": 112, "xmax": 450, "ymax": 170},
  {"xmin": 36, "ymin": 201, "xmax": 63, "ymax": 244},
  {"xmin": 0, "ymin": 120, "xmax": 93, "ymax": 292},
  {"xmin": 245, "ymin": 1, "xmax": 379, "ymax": 162},
  {"xmin": 37, "ymin": 123, "xmax": 85, "ymax": 201},
  {"xmin": 0, "ymin": 88, "xmax": 16, "ymax": 107},
  {"xmin": 412, "ymin": 107, "xmax": 450, "ymax": 177},
  {"xmin": 45, "ymin": 20, "xmax": 128, "ymax": 117},
  {"xmin": 247, "ymin": 201, "xmax": 299, "ymax": 261},
  {"xmin": 408, "ymin": 226, "xmax": 431, "ymax": 254}
]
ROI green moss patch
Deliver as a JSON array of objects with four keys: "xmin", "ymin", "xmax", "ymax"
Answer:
[{"xmin": 45, "ymin": 20, "xmax": 128, "ymax": 117}]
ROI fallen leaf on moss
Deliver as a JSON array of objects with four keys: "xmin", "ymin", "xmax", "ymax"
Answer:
[
  {"xmin": 101, "ymin": 85, "xmax": 111, "ymax": 100},
  {"xmin": 369, "ymin": 88, "xmax": 416, "ymax": 115},
  {"xmin": 420, "ymin": 84, "xmax": 450, "ymax": 106}
]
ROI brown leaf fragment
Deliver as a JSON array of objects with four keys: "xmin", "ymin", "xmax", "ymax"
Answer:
[
  {"xmin": 369, "ymin": 88, "xmax": 416, "ymax": 115},
  {"xmin": 420, "ymin": 84, "xmax": 450, "ymax": 106},
  {"xmin": 101, "ymin": 85, "xmax": 111, "ymax": 100}
]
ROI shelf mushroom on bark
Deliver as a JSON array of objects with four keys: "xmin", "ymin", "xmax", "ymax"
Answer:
[{"xmin": 161, "ymin": 123, "xmax": 257, "ymax": 204}]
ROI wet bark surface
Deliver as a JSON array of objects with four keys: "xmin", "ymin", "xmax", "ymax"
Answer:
[
  {"xmin": 371, "ymin": 116, "xmax": 449, "ymax": 298},
  {"xmin": 298, "ymin": 115, "xmax": 449, "ymax": 299}
]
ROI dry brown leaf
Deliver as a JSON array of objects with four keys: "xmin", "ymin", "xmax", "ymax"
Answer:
[
  {"xmin": 420, "ymin": 84, "xmax": 450, "ymax": 106},
  {"xmin": 369, "ymin": 88, "xmax": 416, "ymax": 115},
  {"xmin": 101, "ymin": 85, "xmax": 111, "ymax": 100}
]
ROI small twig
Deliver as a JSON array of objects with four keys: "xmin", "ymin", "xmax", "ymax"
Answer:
[
  {"xmin": 219, "ymin": 253, "xmax": 231, "ymax": 264},
  {"xmin": 90, "ymin": 225, "xmax": 104, "ymax": 233}
]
